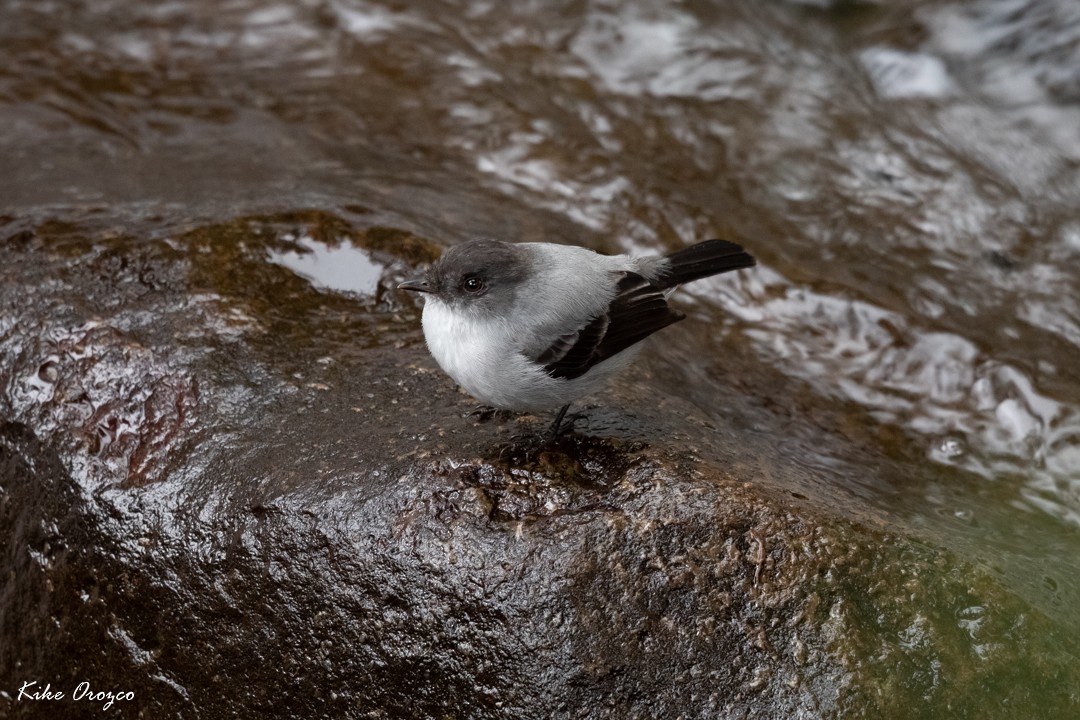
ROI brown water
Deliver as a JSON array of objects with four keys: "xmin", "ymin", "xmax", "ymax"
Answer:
[{"xmin": 4, "ymin": 0, "xmax": 1080, "ymax": 709}]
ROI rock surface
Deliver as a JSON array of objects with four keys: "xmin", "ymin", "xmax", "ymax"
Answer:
[{"xmin": 3, "ymin": 213, "xmax": 1075, "ymax": 719}]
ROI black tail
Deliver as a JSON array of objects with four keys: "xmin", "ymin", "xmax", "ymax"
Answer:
[{"xmin": 657, "ymin": 239, "xmax": 756, "ymax": 289}]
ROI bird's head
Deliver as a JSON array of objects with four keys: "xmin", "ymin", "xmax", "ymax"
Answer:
[{"xmin": 398, "ymin": 239, "xmax": 528, "ymax": 316}]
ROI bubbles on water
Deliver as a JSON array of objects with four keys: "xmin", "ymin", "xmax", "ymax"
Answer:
[
  {"xmin": 37, "ymin": 359, "xmax": 59, "ymax": 384},
  {"xmin": 933, "ymin": 435, "xmax": 969, "ymax": 461},
  {"xmin": 953, "ymin": 508, "xmax": 975, "ymax": 524},
  {"xmin": 16, "ymin": 355, "xmax": 62, "ymax": 405}
]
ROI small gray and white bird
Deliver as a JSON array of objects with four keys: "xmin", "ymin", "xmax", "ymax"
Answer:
[{"xmin": 399, "ymin": 238, "xmax": 755, "ymax": 433}]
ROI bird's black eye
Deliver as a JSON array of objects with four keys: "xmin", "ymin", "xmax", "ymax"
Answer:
[{"xmin": 462, "ymin": 275, "xmax": 485, "ymax": 294}]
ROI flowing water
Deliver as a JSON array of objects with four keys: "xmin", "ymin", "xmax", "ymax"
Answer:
[{"xmin": 3, "ymin": 0, "xmax": 1080, "ymax": 711}]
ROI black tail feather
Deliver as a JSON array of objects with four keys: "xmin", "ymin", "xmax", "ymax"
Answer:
[{"xmin": 657, "ymin": 239, "xmax": 755, "ymax": 288}]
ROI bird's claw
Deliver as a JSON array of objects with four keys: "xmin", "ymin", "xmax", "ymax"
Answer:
[
  {"xmin": 465, "ymin": 405, "xmax": 514, "ymax": 423},
  {"xmin": 496, "ymin": 428, "xmax": 554, "ymax": 462}
]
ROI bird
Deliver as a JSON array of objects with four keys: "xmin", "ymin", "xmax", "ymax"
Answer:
[{"xmin": 398, "ymin": 237, "xmax": 755, "ymax": 435}]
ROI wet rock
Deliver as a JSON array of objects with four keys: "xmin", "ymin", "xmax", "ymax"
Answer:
[{"xmin": 3, "ymin": 213, "xmax": 1077, "ymax": 719}]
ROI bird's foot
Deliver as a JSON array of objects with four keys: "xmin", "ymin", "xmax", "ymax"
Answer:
[
  {"xmin": 465, "ymin": 405, "xmax": 515, "ymax": 423},
  {"xmin": 496, "ymin": 408, "xmax": 588, "ymax": 462},
  {"xmin": 496, "ymin": 430, "xmax": 550, "ymax": 463},
  {"xmin": 546, "ymin": 403, "xmax": 588, "ymax": 438}
]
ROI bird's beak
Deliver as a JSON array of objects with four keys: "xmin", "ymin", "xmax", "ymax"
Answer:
[{"xmin": 398, "ymin": 277, "xmax": 433, "ymax": 293}]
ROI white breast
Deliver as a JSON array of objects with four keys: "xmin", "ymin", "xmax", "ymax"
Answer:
[
  {"xmin": 421, "ymin": 299, "xmax": 503, "ymax": 400},
  {"xmin": 420, "ymin": 297, "xmax": 639, "ymax": 412}
]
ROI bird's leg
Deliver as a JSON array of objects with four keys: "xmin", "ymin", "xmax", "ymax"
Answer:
[
  {"xmin": 548, "ymin": 403, "xmax": 573, "ymax": 437},
  {"xmin": 497, "ymin": 404, "xmax": 587, "ymax": 462}
]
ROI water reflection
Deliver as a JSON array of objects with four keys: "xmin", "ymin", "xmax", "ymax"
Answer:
[{"xmin": 268, "ymin": 234, "xmax": 385, "ymax": 295}]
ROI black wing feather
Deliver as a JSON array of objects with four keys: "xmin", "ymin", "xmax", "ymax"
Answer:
[
  {"xmin": 539, "ymin": 272, "xmax": 684, "ymax": 380},
  {"xmin": 534, "ymin": 329, "xmax": 582, "ymax": 367},
  {"xmin": 657, "ymin": 239, "xmax": 756, "ymax": 289}
]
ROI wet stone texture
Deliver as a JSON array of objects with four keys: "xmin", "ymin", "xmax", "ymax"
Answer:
[{"xmin": 2, "ymin": 214, "xmax": 1076, "ymax": 719}]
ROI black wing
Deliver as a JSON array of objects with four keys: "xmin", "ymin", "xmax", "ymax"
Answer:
[{"xmin": 536, "ymin": 272, "xmax": 685, "ymax": 380}]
